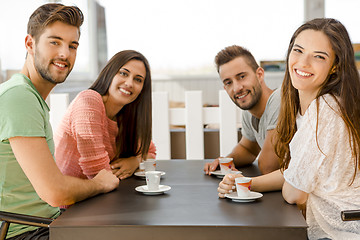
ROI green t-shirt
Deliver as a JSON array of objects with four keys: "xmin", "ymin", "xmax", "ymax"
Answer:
[{"xmin": 0, "ymin": 73, "xmax": 60, "ymax": 238}]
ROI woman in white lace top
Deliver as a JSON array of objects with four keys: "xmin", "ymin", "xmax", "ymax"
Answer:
[{"xmin": 275, "ymin": 18, "xmax": 360, "ymax": 239}]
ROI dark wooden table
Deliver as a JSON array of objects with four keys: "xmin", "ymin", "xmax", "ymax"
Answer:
[{"xmin": 50, "ymin": 160, "xmax": 307, "ymax": 240}]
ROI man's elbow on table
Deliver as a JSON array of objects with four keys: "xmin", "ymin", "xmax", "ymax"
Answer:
[
  {"xmin": 35, "ymin": 175, "xmax": 88, "ymax": 207},
  {"xmin": 37, "ymin": 187, "xmax": 76, "ymax": 207},
  {"xmin": 35, "ymin": 169, "xmax": 118, "ymax": 207}
]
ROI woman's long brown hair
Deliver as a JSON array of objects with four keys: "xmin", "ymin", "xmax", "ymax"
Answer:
[
  {"xmin": 90, "ymin": 50, "xmax": 152, "ymax": 160},
  {"xmin": 274, "ymin": 18, "xmax": 360, "ymax": 183}
]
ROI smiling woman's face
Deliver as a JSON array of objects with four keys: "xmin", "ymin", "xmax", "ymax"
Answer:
[
  {"xmin": 288, "ymin": 29, "xmax": 335, "ymax": 99},
  {"xmin": 107, "ymin": 59, "xmax": 146, "ymax": 109}
]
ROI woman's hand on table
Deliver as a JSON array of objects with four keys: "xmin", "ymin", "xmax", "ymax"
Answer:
[
  {"xmin": 110, "ymin": 156, "xmax": 140, "ymax": 180},
  {"xmin": 217, "ymin": 173, "xmax": 244, "ymax": 198}
]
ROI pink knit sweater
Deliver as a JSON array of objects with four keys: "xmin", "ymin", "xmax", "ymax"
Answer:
[{"xmin": 54, "ymin": 90, "xmax": 156, "ymax": 179}]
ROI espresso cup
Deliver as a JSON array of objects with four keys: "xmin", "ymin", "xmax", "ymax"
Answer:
[
  {"xmin": 145, "ymin": 171, "xmax": 162, "ymax": 191},
  {"xmin": 144, "ymin": 159, "xmax": 156, "ymax": 172},
  {"xmin": 235, "ymin": 177, "xmax": 252, "ymax": 197},
  {"xmin": 219, "ymin": 157, "xmax": 233, "ymax": 175}
]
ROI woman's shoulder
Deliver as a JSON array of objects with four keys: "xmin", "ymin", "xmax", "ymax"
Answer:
[
  {"xmin": 77, "ymin": 89, "xmax": 102, "ymax": 100},
  {"xmin": 67, "ymin": 90, "xmax": 105, "ymax": 116},
  {"xmin": 74, "ymin": 90, "xmax": 103, "ymax": 106},
  {"xmin": 320, "ymin": 94, "xmax": 339, "ymax": 107},
  {"xmin": 305, "ymin": 94, "xmax": 342, "ymax": 129},
  {"xmin": 308, "ymin": 94, "xmax": 340, "ymax": 116}
]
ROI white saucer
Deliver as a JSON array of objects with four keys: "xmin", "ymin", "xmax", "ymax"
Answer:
[
  {"xmin": 210, "ymin": 170, "xmax": 242, "ymax": 178},
  {"xmin": 135, "ymin": 185, "xmax": 171, "ymax": 195},
  {"xmin": 225, "ymin": 191, "xmax": 263, "ymax": 202},
  {"xmin": 134, "ymin": 171, "xmax": 166, "ymax": 178}
]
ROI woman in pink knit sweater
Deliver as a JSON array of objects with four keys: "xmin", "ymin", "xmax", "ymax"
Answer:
[{"xmin": 54, "ymin": 50, "xmax": 156, "ymax": 181}]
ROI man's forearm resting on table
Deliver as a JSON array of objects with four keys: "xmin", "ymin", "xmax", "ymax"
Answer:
[
  {"xmin": 256, "ymin": 129, "xmax": 281, "ymax": 175},
  {"xmin": 230, "ymin": 143, "xmax": 258, "ymax": 168},
  {"xmin": 10, "ymin": 136, "xmax": 118, "ymax": 207}
]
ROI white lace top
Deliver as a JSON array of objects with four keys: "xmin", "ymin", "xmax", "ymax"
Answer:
[{"xmin": 284, "ymin": 94, "xmax": 360, "ymax": 240}]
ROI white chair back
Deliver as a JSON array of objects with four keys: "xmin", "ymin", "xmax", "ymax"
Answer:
[
  {"xmin": 49, "ymin": 93, "xmax": 69, "ymax": 133},
  {"xmin": 152, "ymin": 90, "xmax": 242, "ymax": 160}
]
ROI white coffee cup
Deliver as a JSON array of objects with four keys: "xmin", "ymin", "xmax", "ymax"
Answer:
[
  {"xmin": 144, "ymin": 159, "xmax": 156, "ymax": 172},
  {"xmin": 235, "ymin": 177, "xmax": 252, "ymax": 197},
  {"xmin": 219, "ymin": 157, "xmax": 233, "ymax": 175},
  {"xmin": 145, "ymin": 171, "xmax": 162, "ymax": 191}
]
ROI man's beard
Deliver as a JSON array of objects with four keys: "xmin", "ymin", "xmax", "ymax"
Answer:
[
  {"xmin": 232, "ymin": 84, "xmax": 262, "ymax": 111},
  {"xmin": 34, "ymin": 52, "xmax": 71, "ymax": 85}
]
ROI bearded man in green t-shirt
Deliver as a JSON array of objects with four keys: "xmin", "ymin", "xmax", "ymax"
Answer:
[{"xmin": 0, "ymin": 3, "xmax": 119, "ymax": 239}]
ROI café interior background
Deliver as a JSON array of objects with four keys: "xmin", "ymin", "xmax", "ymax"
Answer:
[{"xmin": 0, "ymin": 0, "xmax": 359, "ymax": 105}]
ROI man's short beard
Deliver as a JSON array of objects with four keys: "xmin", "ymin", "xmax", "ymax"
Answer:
[
  {"xmin": 233, "ymin": 85, "xmax": 262, "ymax": 111},
  {"xmin": 34, "ymin": 49, "xmax": 70, "ymax": 85},
  {"xmin": 34, "ymin": 61, "xmax": 69, "ymax": 85},
  {"xmin": 37, "ymin": 66, "xmax": 59, "ymax": 84}
]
